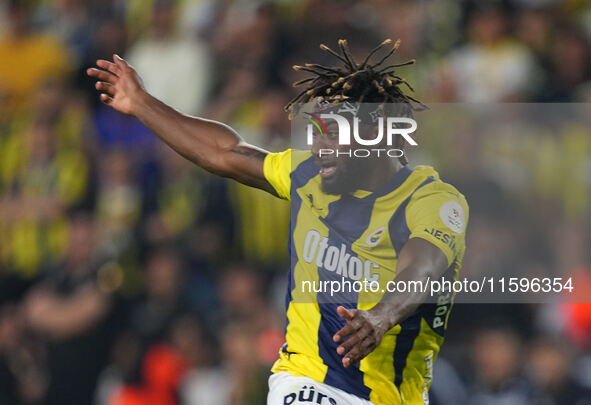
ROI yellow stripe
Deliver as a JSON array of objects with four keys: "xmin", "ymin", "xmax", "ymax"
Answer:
[
  {"xmin": 360, "ymin": 326, "xmax": 403, "ymax": 405},
  {"xmin": 356, "ymin": 169, "xmax": 445, "ymax": 404},
  {"xmin": 398, "ymin": 318, "xmax": 443, "ymax": 404}
]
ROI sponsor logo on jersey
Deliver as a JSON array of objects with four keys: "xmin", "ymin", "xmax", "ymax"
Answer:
[
  {"xmin": 302, "ymin": 229, "xmax": 380, "ymax": 282},
  {"xmin": 424, "ymin": 228, "xmax": 457, "ymax": 252}
]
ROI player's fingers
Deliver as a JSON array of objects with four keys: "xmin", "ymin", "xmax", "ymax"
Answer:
[
  {"xmin": 359, "ymin": 335, "xmax": 376, "ymax": 352},
  {"xmin": 96, "ymin": 59, "xmax": 120, "ymax": 76},
  {"xmin": 95, "ymin": 81, "xmax": 116, "ymax": 95},
  {"xmin": 87, "ymin": 68, "xmax": 118, "ymax": 84},
  {"xmin": 113, "ymin": 54, "xmax": 129, "ymax": 70},
  {"xmin": 333, "ymin": 322, "xmax": 356, "ymax": 342},
  {"xmin": 343, "ymin": 337, "xmax": 375, "ymax": 367},
  {"xmin": 336, "ymin": 306, "xmax": 355, "ymax": 321},
  {"xmin": 100, "ymin": 93, "xmax": 113, "ymax": 105},
  {"xmin": 337, "ymin": 333, "xmax": 361, "ymax": 355},
  {"xmin": 337, "ymin": 324, "xmax": 371, "ymax": 354},
  {"xmin": 342, "ymin": 344, "xmax": 362, "ymax": 367}
]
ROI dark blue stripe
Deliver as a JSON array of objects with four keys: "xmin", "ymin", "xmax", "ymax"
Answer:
[
  {"xmin": 366, "ymin": 165, "xmax": 412, "ymax": 200},
  {"xmin": 314, "ymin": 166, "xmax": 415, "ymax": 399},
  {"xmin": 387, "ymin": 176, "xmax": 436, "ymax": 389},
  {"xmin": 420, "ymin": 261, "xmax": 457, "ymax": 337},
  {"xmin": 317, "ymin": 193, "xmax": 375, "ymax": 400},
  {"xmin": 285, "ymin": 155, "xmax": 318, "ymax": 333},
  {"xmin": 388, "ymin": 177, "xmax": 435, "ymax": 255},
  {"xmin": 285, "ymin": 161, "xmax": 421, "ymax": 397},
  {"xmin": 393, "ymin": 313, "xmax": 421, "ymax": 388}
]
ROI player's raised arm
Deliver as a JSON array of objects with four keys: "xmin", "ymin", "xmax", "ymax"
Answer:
[{"xmin": 87, "ymin": 55, "xmax": 276, "ymax": 195}]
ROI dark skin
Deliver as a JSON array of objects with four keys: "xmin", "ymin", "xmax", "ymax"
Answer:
[
  {"xmin": 87, "ymin": 55, "xmax": 273, "ymax": 193},
  {"xmin": 87, "ymin": 55, "xmax": 449, "ymax": 369},
  {"xmin": 311, "ymin": 119, "xmax": 404, "ymax": 194},
  {"xmin": 334, "ymin": 237, "xmax": 447, "ymax": 367}
]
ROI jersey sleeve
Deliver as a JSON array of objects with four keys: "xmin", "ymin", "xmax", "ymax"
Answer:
[
  {"xmin": 405, "ymin": 182, "xmax": 469, "ymax": 266},
  {"xmin": 263, "ymin": 149, "xmax": 292, "ymax": 200}
]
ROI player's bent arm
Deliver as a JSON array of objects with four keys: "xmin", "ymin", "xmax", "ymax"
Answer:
[
  {"xmin": 87, "ymin": 55, "xmax": 276, "ymax": 195},
  {"xmin": 133, "ymin": 91, "xmax": 275, "ymax": 192},
  {"xmin": 334, "ymin": 238, "xmax": 448, "ymax": 367},
  {"xmin": 373, "ymin": 237, "xmax": 448, "ymax": 327}
]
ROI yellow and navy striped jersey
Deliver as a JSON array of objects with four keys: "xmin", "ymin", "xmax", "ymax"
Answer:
[{"xmin": 264, "ymin": 149, "xmax": 469, "ymax": 405}]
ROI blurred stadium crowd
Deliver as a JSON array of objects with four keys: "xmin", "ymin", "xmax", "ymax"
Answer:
[{"xmin": 0, "ymin": 0, "xmax": 591, "ymax": 404}]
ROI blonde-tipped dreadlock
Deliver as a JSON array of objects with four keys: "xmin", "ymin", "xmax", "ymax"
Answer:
[{"xmin": 285, "ymin": 39, "xmax": 425, "ymax": 115}]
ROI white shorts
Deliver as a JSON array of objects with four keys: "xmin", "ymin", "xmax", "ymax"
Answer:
[{"xmin": 267, "ymin": 372, "xmax": 375, "ymax": 405}]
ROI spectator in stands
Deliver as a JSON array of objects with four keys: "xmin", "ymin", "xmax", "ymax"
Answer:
[
  {"xmin": 443, "ymin": 4, "xmax": 535, "ymax": 102},
  {"xmin": 129, "ymin": 246, "xmax": 188, "ymax": 344},
  {"xmin": 0, "ymin": 102, "xmax": 91, "ymax": 277},
  {"xmin": 0, "ymin": 0, "xmax": 72, "ymax": 115},
  {"xmin": 467, "ymin": 326, "xmax": 534, "ymax": 405},
  {"xmin": 127, "ymin": 0, "xmax": 211, "ymax": 115},
  {"xmin": 22, "ymin": 213, "xmax": 121, "ymax": 405},
  {"xmin": 526, "ymin": 337, "xmax": 591, "ymax": 405}
]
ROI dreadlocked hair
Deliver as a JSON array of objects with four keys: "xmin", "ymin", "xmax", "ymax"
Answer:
[
  {"xmin": 286, "ymin": 39, "xmax": 425, "ymax": 165},
  {"xmin": 286, "ymin": 38, "xmax": 425, "ymax": 112}
]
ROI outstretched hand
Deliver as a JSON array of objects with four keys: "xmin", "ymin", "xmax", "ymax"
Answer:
[
  {"xmin": 87, "ymin": 54, "xmax": 144, "ymax": 115},
  {"xmin": 333, "ymin": 305, "xmax": 391, "ymax": 368}
]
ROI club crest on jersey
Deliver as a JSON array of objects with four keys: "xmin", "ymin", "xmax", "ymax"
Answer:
[{"xmin": 366, "ymin": 227, "xmax": 386, "ymax": 247}]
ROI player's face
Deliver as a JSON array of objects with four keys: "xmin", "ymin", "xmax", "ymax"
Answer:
[{"xmin": 312, "ymin": 121, "xmax": 375, "ymax": 195}]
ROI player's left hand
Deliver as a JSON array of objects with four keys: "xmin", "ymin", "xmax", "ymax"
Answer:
[{"xmin": 333, "ymin": 305, "xmax": 391, "ymax": 368}]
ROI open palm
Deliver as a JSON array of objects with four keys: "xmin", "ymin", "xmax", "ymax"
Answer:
[{"xmin": 87, "ymin": 55, "xmax": 144, "ymax": 115}]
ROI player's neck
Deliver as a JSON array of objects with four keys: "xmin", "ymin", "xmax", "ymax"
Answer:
[{"xmin": 363, "ymin": 158, "xmax": 404, "ymax": 192}]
